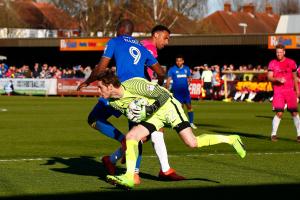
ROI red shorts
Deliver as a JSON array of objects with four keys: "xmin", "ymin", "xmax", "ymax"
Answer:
[{"xmin": 272, "ymin": 90, "xmax": 298, "ymax": 112}]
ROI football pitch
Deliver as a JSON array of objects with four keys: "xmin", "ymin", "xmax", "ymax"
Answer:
[{"xmin": 1, "ymin": 96, "xmax": 300, "ymax": 199}]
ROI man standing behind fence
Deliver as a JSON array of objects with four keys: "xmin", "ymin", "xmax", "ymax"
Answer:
[{"xmin": 267, "ymin": 44, "xmax": 300, "ymax": 142}]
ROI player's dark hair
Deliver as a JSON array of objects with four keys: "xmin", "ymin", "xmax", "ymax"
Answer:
[
  {"xmin": 275, "ymin": 44, "xmax": 285, "ymax": 50},
  {"xmin": 116, "ymin": 19, "xmax": 134, "ymax": 35},
  {"xmin": 96, "ymin": 69, "xmax": 121, "ymax": 87},
  {"xmin": 175, "ymin": 54, "xmax": 185, "ymax": 60},
  {"xmin": 151, "ymin": 25, "xmax": 171, "ymax": 35}
]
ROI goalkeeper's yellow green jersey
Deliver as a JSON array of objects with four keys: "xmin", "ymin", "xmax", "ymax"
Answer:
[{"xmin": 108, "ymin": 78, "xmax": 171, "ymax": 114}]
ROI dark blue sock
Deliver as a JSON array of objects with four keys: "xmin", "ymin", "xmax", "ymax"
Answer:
[
  {"xmin": 135, "ymin": 141, "xmax": 143, "ymax": 173},
  {"xmin": 96, "ymin": 120, "xmax": 125, "ymax": 142},
  {"xmin": 110, "ymin": 148, "xmax": 123, "ymax": 164},
  {"xmin": 188, "ymin": 111, "xmax": 194, "ymax": 123}
]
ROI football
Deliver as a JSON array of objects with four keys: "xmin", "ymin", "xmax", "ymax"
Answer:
[
  {"xmin": 128, "ymin": 98, "xmax": 148, "ymax": 111},
  {"xmin": 127, "ymin": 98, "xmax": 149, "ymax": 122}
]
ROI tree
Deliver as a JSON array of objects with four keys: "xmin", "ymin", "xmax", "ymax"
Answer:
[
  {"xmin": 279, "ymin": 0, "xmax": 300, "ymax": 14},
  {"xmin": 48, "ymin": 0, "xmax": 209, "ymax": 36}
]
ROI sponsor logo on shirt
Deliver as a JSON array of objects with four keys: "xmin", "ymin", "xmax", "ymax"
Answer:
[
  {"xmin": 176, "ymin": 74, "xmax": 187, "ymax": 78},
  {"xmin": 147, "ymin": 84, "xmax": 155, "ymax": 91}
]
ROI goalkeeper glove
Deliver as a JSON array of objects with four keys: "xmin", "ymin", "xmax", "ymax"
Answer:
[{"xmin": 126, "ymin": 101, "xmax": 160, "ymax": 123}]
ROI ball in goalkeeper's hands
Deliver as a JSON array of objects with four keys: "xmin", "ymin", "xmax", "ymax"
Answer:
[
  {"xmin": 128, "ymin": 98, "xmax": 148, "ymax": 111},
  {"xmin": 126, "ymin": 98, "xmax": 148, "ymax": 122}
]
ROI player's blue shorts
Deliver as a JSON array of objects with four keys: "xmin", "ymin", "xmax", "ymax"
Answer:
[
  {"xmin": 88, "ymin": 98, "xmax": 122, "ymax": 123},
  {"xmin": 173, "ymin": 89, "xmax": 191, "ymax": 104}
]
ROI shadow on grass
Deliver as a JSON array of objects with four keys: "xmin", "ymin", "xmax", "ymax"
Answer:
[
  {"xmin": 3, "ymin": 183, "xmax": 299, "ymax": 199},
  {"xmin": 196, "ymin": 123, "xmax": 226, "ymax": 128},
  {"xmin": 255, "ymin": 115, "xmax": 274, "ymax": 119},
  {"xmin": 211, "ymin": 130, "xmax": 298, "ymax": 142},
  {"xmin": 42, "ymin": 157, "xmax": 218, "ymax": 184},
  {"xmin": 139, "ymin": 171, "xmax": 220, "ymax": 183},
  {"xmin": 42, "ymin": 156, "xmax": 122, "ymax": 180}
]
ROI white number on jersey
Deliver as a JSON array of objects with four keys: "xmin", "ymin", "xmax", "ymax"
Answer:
[{"xmin": 129, "ymin": 46, "xmax": 141, "ymax": 65}]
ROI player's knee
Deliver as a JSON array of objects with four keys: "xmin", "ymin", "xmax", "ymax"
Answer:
[
  {"xmin": 184, "ymin": 139, "xmax": 198, "ymax": 148},
  {"xmin": 87, "ymin": 117, "xmax": 98, "ymax": 130},
  {"xmin": 276, "ymin": 112, "xmax": 283, "ymax": 118}
]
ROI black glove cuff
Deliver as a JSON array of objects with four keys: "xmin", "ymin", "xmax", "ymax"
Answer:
[{"xmin": 145, "ymin": 100, "xmax": 160, "ymax": 115}]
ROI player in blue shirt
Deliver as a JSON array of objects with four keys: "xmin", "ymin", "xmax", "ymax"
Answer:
[
  {"xmin": 77, "ymin": 19, "xmax": 181, "ymax": 184},
  {"xmin": 165, "ymin": 54, "xmax": 197, "ymax": 129}
]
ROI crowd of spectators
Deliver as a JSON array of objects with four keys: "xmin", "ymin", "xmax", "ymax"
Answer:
[
  {"xmin": 190, "ymin": 63, "xmax": 271, "ymax": 101},
  {"xmin": 0, "ymin": 62, "xmax": 92, "ymax": 80},
  {"xmin": 0, "ymin": 61, "xmax": 274, "ymax": 102}
]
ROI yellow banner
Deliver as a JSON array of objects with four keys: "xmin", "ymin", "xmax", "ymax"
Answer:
[
  {"xmin": 60, "ymin": 38, "xmax": 110, "ymax": 51},
  {"xmin": 268, "ymin": 35, "xmax": 300, "ymax": 49}
]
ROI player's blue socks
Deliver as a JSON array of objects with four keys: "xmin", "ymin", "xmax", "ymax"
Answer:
[
  {"xmin": 110, "ymin": 147, "xmax": 124, "ymax": 164},
  {"xmin": 135, "ymin": 141, "xmax": 143, "ymax": 173},
  {"xmin": 96, "ymin": 119, "xmax": 125, "ymax": 142},
  {"xmin": 188, "ymin": 111, "xmax": 194, "ymax": 123}
]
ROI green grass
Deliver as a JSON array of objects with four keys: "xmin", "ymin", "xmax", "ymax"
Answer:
[{"xmin": 0, "ymin": 96, "xmax": 300, "ymax": 198}]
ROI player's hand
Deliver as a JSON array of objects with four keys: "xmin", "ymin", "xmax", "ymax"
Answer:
[
  {"xmin": 296, "ymin": 91, "xmax": 300, "ymax": 98},
  {"xmin": 77, "ymin": 82, "xmax": 89, "ymax": 91},
  {"xmin": 126, "ymin": 99, "xmax": 148, "ymax": 122},
  {"xmin": 277, "ymin": 77, "xmax": 286, "ymax": 84},
  {"xmin": 127, "ymin": 111, "xmax": 142, "ymax": 123},
  {"xmin": 127, "ymin": 106, "xmax": 147, "ymax": 123}
]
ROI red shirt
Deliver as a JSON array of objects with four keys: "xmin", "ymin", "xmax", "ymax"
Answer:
[
  {"xmin": 268, "ymin": 57, "xmax": 297, "ymax": 92},
  {"xmin": 141, "ymin": 39, "xmax": 157, "ymax": 80}
]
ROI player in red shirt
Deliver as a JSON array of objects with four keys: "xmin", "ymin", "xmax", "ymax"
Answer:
[{"xmin": 268, "ymin": 44, "xmax": 300, "ymax": 142}]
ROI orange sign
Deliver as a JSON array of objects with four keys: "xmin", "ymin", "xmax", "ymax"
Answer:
[
  {"xmin": 60, "ymin": 38, "xmax": 110, "ymax": 51},
  {"xmin": 268, "ymin": 35, "xmax": 300, "ymax": 49}
]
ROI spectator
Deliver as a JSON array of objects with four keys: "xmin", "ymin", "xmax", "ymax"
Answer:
[
  {"xmin": 191, "ymin": 66, "xmax": 201, "ymax": 79},
  {"xmin": 4, "ymin": 80, "xmax": 14, "ymax": 96},
  {"xmin": 31, "ymin": 63, "xmax": 40, "ymax": 78},
  {"xmin": 201, "ymin": 64, "xmax": 213, "ymax": 100},
  {"xmin": 74, "ymin": 65, "xmax": 85, "ymax": 78},
  {"xmin": 84, "ymin": 66, "xmax": 92, "ymax": 79},
  {"xmin": 212, "ymin": 65, "xmax": 222, "ymax": 100}
]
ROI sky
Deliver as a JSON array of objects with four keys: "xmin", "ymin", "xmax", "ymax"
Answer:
[{"xmin": 207, "ymin": 0, "xmax": 223, "ymax": 16}]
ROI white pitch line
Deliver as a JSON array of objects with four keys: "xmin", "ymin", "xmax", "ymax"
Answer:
[{"xmin": 1, "ymin": 152, "xmax": 300, "ymax": 162}]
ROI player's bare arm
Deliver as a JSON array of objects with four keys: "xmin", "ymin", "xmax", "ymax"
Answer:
[
  {"xmin": 293, "ymin": 71, "xmax": 300, "ymax": 97},
  {"xmin": 267, "ymin": 71, "xmax": 285, "ymax": 83},
  {"xmin": 165, "ymin": 77, "xmax": 172, "ymax": 90},
  {"xmin": 77, "ymin": 57, "xmax": 111, "ymax": 91},
  {"xmin": 151, "ymin": 62, "xmax": 165, "ymax": 86}
]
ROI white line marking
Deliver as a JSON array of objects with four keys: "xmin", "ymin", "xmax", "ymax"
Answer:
[{"xmin": 1, "ymin": 152, "xmax": 300, "ymax": 162}]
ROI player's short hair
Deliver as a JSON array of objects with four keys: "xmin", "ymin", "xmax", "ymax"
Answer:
[
  {"xmin": 151, "ymin": 25, "xmax": 171, "ymax": 35},
  {"xmin": 175, "ymin": 54, "xmax": 185, "ymax": 60},
  {"xmin": 116, "ymin": 19, "xmax": 134, "ymax": 35},
  {"xmin": 96, "ymin": 69, "xmax": 121, "ymax": 87},
  {"xmin": 275, "ymin": 44, "xmax": 285, "ymax": 50}
]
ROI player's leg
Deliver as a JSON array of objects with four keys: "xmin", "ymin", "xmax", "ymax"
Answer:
[
  {"xmin": 88, "ymin": 98, "xmax": 125, "ymax": 174},
  {"xmin": 186, "ymin": 103, "xmax": 197, "ymax": 129},
  {"xmin": 169, "ymin": 99, "xmax": 246, "ymax": 158},
  {"xmin": 181, "ymin": 90, "xmax": 197, "ymax": 129},
  {"xmin": 176, "ymin": 125, "xmax": 246, "ymax": 158},
  {"xmin": 286, "ymin": 91, "xmax": 300, "ymax": 142},
  {"xmin": 127, "ymin": 121, "xmax": 143, "ymax": 184},
  {"xmin": 271, "ymin": 92, "xmax": 285, "ymax": 141},
  {"xmin": 106, "ymin": 124, "xmax": 151, "ymax": 189},
  {"xmin": 151, "ymin": 128, "xmax": 185, "ymax": 181},
  {"xmin": 233, "ymin": 91, "xmax": 242, "ymax": 101}
]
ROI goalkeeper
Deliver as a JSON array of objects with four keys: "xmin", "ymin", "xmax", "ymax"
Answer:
[{"xmin": 97, "ymin": 70, "xmax": 247, "ymax": 190}]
